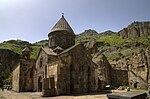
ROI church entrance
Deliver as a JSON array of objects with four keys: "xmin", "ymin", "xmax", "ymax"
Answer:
[
  {"xmin": 38, "ymin": 76, "xmax": 42, "ymax": 92},
  {"xmin": 98, "ymin": 78, "xmax": 101, "ymax": 89}
]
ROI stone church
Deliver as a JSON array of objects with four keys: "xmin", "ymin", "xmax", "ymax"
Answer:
[
  {"xmin": 12, "ymin": 47, "xmax": 35, "ymax": 92},
  {"xmin": 12, "ymin": 15, "xmax": 111, "ymax": 96}
]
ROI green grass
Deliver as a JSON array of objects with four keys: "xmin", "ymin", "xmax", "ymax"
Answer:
[
  {"xmin": 76, "ymin": 34, "xmax": 132, "ymax": 46},
  {"xmin": 130, "ymin": 87, "xmax": 147, "ymax": 90},
  {"xmin": 97, "ymin": 34, "xmax": 123, "ymax": 45},
  {"xmin": 76, "ymin": 34, "xmax": 150, "ymax": 46},
  {"xmin": 0, "ymin": 41, "xmax": 41, "ymax": 59},
  {"xmin": 0, "ymin": 42, "xmax": 22, "ymax": 54},
  {"xmin": 30, "ymin": 46, "xmax": 41, "ymax": 59}
]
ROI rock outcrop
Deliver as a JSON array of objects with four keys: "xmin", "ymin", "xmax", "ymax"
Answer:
[
  {"xmin": 84, "ymin": 41, "xmax": 104, "ymax": 54},
  {"xmin": 128, "ymin": 48, "xmax": 149, "ymax": 89},
  {"xmin": 79, "ymin": 29, "xmax": 98, "ymax": 36},
  {"xmin": 109, "ymin": 48, "xmax": 150, "ymax": 89},
  {"xmin": 118, "ymin": 21, "xmax": 150, "ymax": 38},
  {"xmin": 84, "ymin": 37, "xmax": 150, "ymax": 89},
  {"xmin": 99, "ymin": 30, "xmax": 115, "ymax": 36}
]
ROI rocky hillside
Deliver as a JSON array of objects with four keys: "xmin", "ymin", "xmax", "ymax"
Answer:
[
  {"xmin": 76, "ymin": 23, "xmax": 150, "ymax": 88},
  {"xmin": 118, "ymin": 21, "xmax": 150, "ymax": 38},
  {"xmin": 81, "ymin": 32, "xmax": 150, "ymax": 88},
  {"xmin": 0, "ymin": 49, "xmax": 19, "ymax": 86}
]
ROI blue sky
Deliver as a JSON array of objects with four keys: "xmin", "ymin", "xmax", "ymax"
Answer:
[{"xmin": 0, "ymin": 0, "xmax": 150, "ymax": 43}]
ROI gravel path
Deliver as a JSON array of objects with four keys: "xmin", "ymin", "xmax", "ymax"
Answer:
[{"xmin": 0, "ymin": 90, "xmax": 108, "ymax": 99}]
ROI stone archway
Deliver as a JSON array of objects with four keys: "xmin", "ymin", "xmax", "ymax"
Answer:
[
  {"xmin": 134, "ymin": 82, "xmax": 138, "ymax": 88},
  {"xmin": 38, "ymin": 76, "xmax": 42, "ymax": 92}
]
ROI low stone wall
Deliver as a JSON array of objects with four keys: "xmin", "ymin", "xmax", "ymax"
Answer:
[{"xmin": 111, "ymin": 69, "xmax": 129, "ymax": 87}]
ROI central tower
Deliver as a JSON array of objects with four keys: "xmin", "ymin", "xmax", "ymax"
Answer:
[{"xmin": 48, "ymin": 15, "xmax": 75, "ymax": 49}]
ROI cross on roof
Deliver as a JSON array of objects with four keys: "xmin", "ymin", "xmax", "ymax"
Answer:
[{"xmin": 62, "ymin": 13, "xmax": 64, "ymax": 16}]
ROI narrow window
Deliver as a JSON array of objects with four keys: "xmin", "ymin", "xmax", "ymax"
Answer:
[{"xmin": 40, "ymin": 57, "xmax": 43, "ymax": 67}]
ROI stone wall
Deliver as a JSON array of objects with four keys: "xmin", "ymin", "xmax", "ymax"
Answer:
[
  {"xmin": 55, "ymin": 56, "xmax": 71, "ymax": 94},
  {"xmin": 111, "ymin": 69, "xmax": 129, "ymax": 87},
  {"xmin": 48, "ymin": 31, "xmax": 75, "ymax": 49},
  {"xmin": 19, "ymin": 59, "xmax": 35, "ymax": 91},
  {"xmin": 12, "ymin": 59, "xmax": 35, "ymax": 92},
  {"xmin": 36, "ymin": 49, "xmax": 49, "ymax": 92},
  {"xmin": 33, "ymin": 67, "xmax": 37, "ymax": 91},
  {"xmin": 92, "ymin": 53, "xmax": 111, "ymax": 89},
  {"xmin": 65, "ymin": 44, "xmax": 96, "ymax": 93},
  {"xmin": 12, "ymin": 63, "xmax": 20, "ymax": 92}
]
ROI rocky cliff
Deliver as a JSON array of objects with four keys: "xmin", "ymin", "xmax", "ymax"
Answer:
[
  {"xmin": 84, "ymin": 39, "xmax": 150, "ymax": 88},
  {"xmin": 0, "ymin": 49, "xmax": 20, "ymax": 86},
  {"xmin": 118, "ymin": 21, "xmax": 150, "ymax": 38}
]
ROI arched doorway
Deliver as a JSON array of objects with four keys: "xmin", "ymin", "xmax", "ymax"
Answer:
[
  {"xmin": 38, "ymin": 76, "xmax": 42, "ymax": 92},
  {"xmin": 98, "ymin": 78, "xmax": 101, "ymax": 89},
  {"xmin": 134, "ymin": 82, "xmax": 138, "ymax": 88}
]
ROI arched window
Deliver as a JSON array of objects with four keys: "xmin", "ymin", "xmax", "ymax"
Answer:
[{"xmin": 39, "ymin": 57, "xmax": 43, "ymax": 68}]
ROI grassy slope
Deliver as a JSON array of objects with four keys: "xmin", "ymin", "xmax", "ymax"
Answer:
[
  {"xmin": 0, "ymin": 40, "xmax": 41, "ymax": 59},
  {"xmin": 77, "ymin": 34, "xmax": 150, "ymax": 46}
]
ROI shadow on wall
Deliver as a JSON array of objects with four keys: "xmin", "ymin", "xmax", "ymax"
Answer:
[{"xmin": 111, "ymin": 69, "xmax": 129, "ymax": 87}]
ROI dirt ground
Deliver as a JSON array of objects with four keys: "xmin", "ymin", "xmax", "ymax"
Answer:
[
  {"xmin": 0, "ymin": 89, "xmax": 148, "ymax": 99},
  {"xmin": 0, "ymin": 89, "xmax": 108, "ymax": 99}
]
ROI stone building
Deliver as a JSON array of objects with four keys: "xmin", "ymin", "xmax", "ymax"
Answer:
[
  {"xmin": 48, "ymin": 15, "xmax": 75, "ymax": 49},
  {"xmin": 12, "ymin": 15, "xmax": 112, "ymax": 96},
  {"xmin": 35, "ymin": 15, "xmax": 98, "ymax": 96},
  {"xmin": 12, "ymin": 47, "xmax": 35, "ymax": 92}
]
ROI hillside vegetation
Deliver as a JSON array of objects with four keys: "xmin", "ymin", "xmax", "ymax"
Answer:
[
  {"xmin": 0, "ymin": 40, "xmax": 41, "ymax": 59},
  {"xmin": 0, "ymin": 33, "xmax": 150, "ymax": 60},
  {"xmin": 77, "ymin": 31, "xmax": 150, "ymax": 62},
  {"xmin": 76, "ymin": 33, "xmax": 150, "ymax": 46}
]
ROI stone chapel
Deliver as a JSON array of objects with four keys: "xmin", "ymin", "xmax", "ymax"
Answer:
[
  {"xmin": 35, "ymin": 15, "xmax": 97, "ymax": 96},
  {"xmin": 12, "ymin": 15, "xmax": 111, "ymax": 96}
]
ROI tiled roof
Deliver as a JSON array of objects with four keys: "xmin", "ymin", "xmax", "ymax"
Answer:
[
  {"xmin": 42, "ymin": 47, "xmax": 57, "ymax": 56},
  {"xmin": 42, "ymin": 44, "xmax": 81, "ymax": 56}
]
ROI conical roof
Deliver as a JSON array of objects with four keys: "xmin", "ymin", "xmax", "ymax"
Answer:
[
  {"xmin": 22, "ymin": 47, "xmax": 31, "ymax": 52},
  {"xmin": 50, "ymin": 15, "xmax": 75, "ymax": 35}
]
